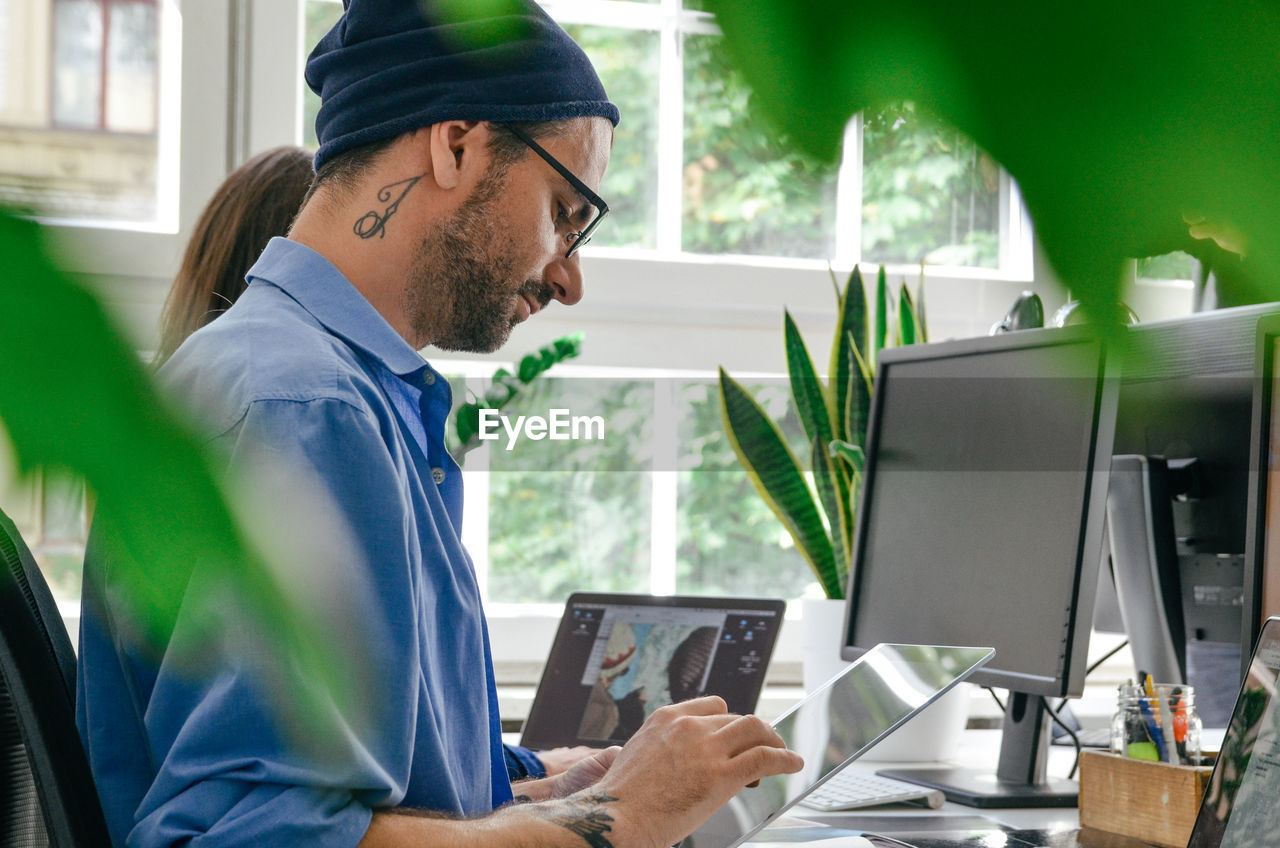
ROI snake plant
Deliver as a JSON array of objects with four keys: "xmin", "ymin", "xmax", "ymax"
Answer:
[{"xmin": 719, "ymin": 266, "xmax": 926, "ymax": 599}]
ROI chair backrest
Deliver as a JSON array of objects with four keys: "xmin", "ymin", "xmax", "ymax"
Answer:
[{"xmin": 0, "ymin": 506, "xmax": 110, "ymax": 847}]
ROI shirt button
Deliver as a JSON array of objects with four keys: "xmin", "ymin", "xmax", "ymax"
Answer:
[
  {"xmin": 431, "ymin": 467, "xmax": 446, "ymax": 484},
  {"xmin": 422, "ymin": 371, "xmax": 436, "ymax": 386}
]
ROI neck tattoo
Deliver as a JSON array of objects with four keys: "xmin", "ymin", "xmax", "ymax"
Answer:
[{"xmin": 353, "ymin": 174, "xmax": 423, "ymax": 239}]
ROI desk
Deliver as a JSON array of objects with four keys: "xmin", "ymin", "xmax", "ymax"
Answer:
[{"xmin": 744, "ymin": 729, "xmax": 1087, "ymax": 847}]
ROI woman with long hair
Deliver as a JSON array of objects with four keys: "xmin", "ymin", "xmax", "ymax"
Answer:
[{"xmin": 155, "ymin": 146, "xmax": 314, "ymax": 365}]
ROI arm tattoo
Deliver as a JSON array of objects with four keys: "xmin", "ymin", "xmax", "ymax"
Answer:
[
  {"xmin": 353, "ymin": 175, "xmax": 422, "ymax": 239},
  {"xmin": 520, "ymin": 793, "xmax": 619, "ymax": 848}
]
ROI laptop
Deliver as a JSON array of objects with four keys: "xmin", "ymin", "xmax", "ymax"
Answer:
[
  {"xmin": 520, "ymin": 592, "xmax": 786, "ymax": 750},
  {"xmin": 1184, "ymin": 614, "xmax": 1280, "ymax": 847},
  {"xmin": 678, "ymin": 643, "xmax": 996, "ymax": 848}
]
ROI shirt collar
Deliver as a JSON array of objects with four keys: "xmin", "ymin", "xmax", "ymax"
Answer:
[{"xmin": 245, "ymin": 237, "xmax": 427, "ymax": 377}]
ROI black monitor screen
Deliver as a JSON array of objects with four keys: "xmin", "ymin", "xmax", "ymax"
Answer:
[
  {"xmin": 840, "ymin": 326, "xmax": 1117, "ymax": 807},
  {"xmin": 844, "ymin": 328, "xmax": 1115, "ymax": 698}
]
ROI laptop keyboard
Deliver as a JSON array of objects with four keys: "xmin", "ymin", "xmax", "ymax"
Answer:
[{"xmin": 799, "ymin": 771, "xmax": 946, "ymax": 812}]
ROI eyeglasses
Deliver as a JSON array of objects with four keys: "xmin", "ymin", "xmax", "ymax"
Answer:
[{"xmin": 503, "ymin": 123, "xmax": 609, "ymax": 258}]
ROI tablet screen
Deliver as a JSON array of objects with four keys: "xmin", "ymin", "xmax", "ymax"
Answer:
[{"xmin": 680, "ymin": 643, "xmax": 994, "ymax": 848}]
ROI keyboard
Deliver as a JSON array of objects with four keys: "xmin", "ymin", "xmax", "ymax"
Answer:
[{"xmin": 799, "ymin": 771, "xmax": 946, "ymax": 812}]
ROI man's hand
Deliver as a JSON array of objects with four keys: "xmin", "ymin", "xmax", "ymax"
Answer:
[
  {"xmin": 583, "ymin": 695, "xmax": 803, "ymax": 848},
  {"xmin": 363, "ymin": 698, "xmax": 801, "ymax": 848},
  {"xmin": 539, "ymin": 745, "xmax": 605, "ymax": 777},
  {"xmin": 546, "ymin": 746, "xmax": 620, "ymax": 797}
]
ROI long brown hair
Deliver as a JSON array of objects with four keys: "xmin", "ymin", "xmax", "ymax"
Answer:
[{"xmin": 155, "ymin": 146, "xmax": 314, "ymax": 365}]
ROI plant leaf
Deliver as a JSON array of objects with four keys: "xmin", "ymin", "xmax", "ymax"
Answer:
[
  {"xmin": 831, "ymin": 266, "xmax": 867, "ymax": 448},
  {"xmin": 784, "ymin": 310, "xmax": 833, "ymax": 452},
  {"xmin": 845, "ymin": 334, "xmax": 874, "ymax": 448},
  {"xmin": 917, "ymin": 262, "xmax": 930, "ymax": 344},
  {"xmin": 874, "ymin": 265, "xmax": 888, "ymax": 363},
  {"xmin": 0, "ymin": 209, "xmax": 362, "ymax": 739},
  {"xmin": 454, "ymin": 333, "xmax": 583, "ymax": 462},
  {"xmin": 829, "ymin": 440, "xmax": 866, "ymax": 475},
  {"xmin": 811, "ymin": 435, "xmax": 849, "ymax": 598},
  {"xmin": 898, "ymin": 283, "xmax": 917, "ymax": 346},
  {"xmin": 719, "ymin": 369, "xmax": 839, "ymax": 598}
]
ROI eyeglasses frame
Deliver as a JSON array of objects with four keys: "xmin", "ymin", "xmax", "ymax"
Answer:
[{"xmin": 501, "ymin": 123, "xmax": 609, "ymax": 258}]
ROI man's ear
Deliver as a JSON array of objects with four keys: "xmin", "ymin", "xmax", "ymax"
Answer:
[{"xmin": 426, "ymin": 121, "xmax": 483, "ymax": 191}]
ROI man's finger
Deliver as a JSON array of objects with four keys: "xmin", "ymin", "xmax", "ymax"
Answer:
[
  {"xmin": 712, "ymin": 714, "xmax": 787, "ymax": 757},
  {"xmin": 662, "ymin": 695, "xmax": 728, "ymax": 717}
]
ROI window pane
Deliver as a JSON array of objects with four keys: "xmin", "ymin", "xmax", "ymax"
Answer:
[
  {"xmin": 862, "ymin": 101, "xmax": 1001, "ymax": 268},
  {"xmin": 676, "ymin": 380, "xmax": 815, "ymax": 598},
  {"xmin": 484, "ymin": 377, "xmax": 654, "ymax": 603},
  {"xmin": 563, "ymin": 24, "xmax": 658, "ymax": 250},
  {"xmin": 105, "ymin": 1, "xmax": 157, "ymax": 133},
  {"xmin": 301, "ymin": 0, "xmax": 343, "ymax": 149},
  {"xmin": 682, "ymin": 33, "xmax": 838, "ymax": 259},
  {"xmin": 52, "ymin": 0, "xmax": 103, "ymax": 129},
  {"xmin": 0, "ymin": 0, "xmax": 162, "ymax": 222},
  {"xmin": 1137, "ymin": 251, "xmax": 1194, "ymax": 281}
]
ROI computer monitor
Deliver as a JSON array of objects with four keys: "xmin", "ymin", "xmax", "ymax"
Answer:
[
  {"xmin": 1244, "ymin": 313, "xmax": 1280, "ymax": 673},
  {"xmin": 841, "ymin": 325, "xmax": 1117, "ymax": 808},
  {"xmin": 1111, "ymin": 302, "xmax": 1280, "ymax": 726}
]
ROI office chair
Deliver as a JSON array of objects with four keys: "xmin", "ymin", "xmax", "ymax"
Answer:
[{"xmin": 0, "ymin": 506, "xmax": 110, "ymax": 846}]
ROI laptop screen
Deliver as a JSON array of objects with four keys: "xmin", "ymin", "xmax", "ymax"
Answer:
[
  {"xmin": 1188, "ymin": 616, "xmax": 1280, "ymax": 847},
  {"xmin": 521, "ymin": 593, "xmax": 786, "ymax": 750}
]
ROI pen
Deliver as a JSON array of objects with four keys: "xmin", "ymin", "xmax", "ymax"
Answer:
[
  {"xmin": 1160, "ymin": 685, "xmax": 1178, "ymax": 764},
  {"xmin": 1137, "ymin": 696, "xmax": 1168, "ymax": 762},
  {"xmin": 1173, "ymin": 686, "xmax": 1188, "ymax": 763}
]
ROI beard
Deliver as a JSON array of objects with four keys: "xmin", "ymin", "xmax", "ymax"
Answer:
[{"xmin": 406, "ymin": 169, "xmax": 552, "ymax": 353}]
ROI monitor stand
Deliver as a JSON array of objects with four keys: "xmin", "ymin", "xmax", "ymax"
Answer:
[{"xmin": 876, "ymin": 691, "xmax": 1077, "ymax": 808}]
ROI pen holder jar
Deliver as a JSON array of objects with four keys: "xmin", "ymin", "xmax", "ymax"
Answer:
[{"xmin": 1110, "ymin": 682, "xmax": 1202, "ymax": 765}]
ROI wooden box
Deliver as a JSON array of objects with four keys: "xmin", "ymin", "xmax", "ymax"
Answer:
[{"xmin": 1078, "ymin": 750, "xmax": 1214, "ymax": 848}]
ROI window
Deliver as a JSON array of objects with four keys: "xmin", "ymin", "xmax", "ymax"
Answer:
[
  {"xmin": 0, "ymin": 0, "xmax": 164, "ymax": 222},
  {"xmin": 448, "ymin": 366, "xmax": 815, "ymax": 604},
  {"xmin": 298, "ymin": 0, "xmax": 1029, "ymax": 274},
  {"xmin": 52, "ymin": 0, "xmax": 159, "ymax": 134}
]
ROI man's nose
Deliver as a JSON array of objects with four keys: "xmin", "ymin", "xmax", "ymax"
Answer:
[{"xmin": 544, "ymin": 252, "xmax": 584, "ymax": 306}]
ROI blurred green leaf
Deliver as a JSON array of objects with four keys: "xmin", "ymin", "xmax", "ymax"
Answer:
[
  {"xmin": 0, "ymin": 210, "xmax": 358, "ymax": 739},
  {"xmin": 704, "ymin": 0, "xmax": 1280, "ymax": 316}
]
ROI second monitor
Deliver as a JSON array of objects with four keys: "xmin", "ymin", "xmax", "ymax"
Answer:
[{"xmin": 841, "ymin": 325, "xmax": 1117, "ymax": 808}]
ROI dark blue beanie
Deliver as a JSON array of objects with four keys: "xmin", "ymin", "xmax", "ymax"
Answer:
[{"xmin": 306, "ymin": 0, "xmax": 620, "ymax": 172}]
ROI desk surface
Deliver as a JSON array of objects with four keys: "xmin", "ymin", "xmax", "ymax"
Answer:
[
  {"xmin": 506, "ymin": 727, "xmax": 1224, "ymax": 846},
  {"xmin": 791, "ymin": 729, "xmax": 1082, "ymax": 831}
]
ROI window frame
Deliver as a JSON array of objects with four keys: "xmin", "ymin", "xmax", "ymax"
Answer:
[{"xmin": 33, "ymin": 0, "xmax": 1196, "ymax": 687}]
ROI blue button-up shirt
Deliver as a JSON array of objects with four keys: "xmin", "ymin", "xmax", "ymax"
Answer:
[{"xmin": 76, "ymin": 237, "xmax": 512, "ymax": 848}]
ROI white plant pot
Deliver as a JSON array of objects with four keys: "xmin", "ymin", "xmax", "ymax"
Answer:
[
  {"xmin": 799, "ymin": 596, "xmax": 970, "ymax": 763},
  {"xmin": 800, "ymin": 597, "xmax": 851, "ymax": 694}
]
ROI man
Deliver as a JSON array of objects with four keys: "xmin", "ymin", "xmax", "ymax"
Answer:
[{"xmin": 76, "ymin": 2, "xmax": 802, "ymax": 847}]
